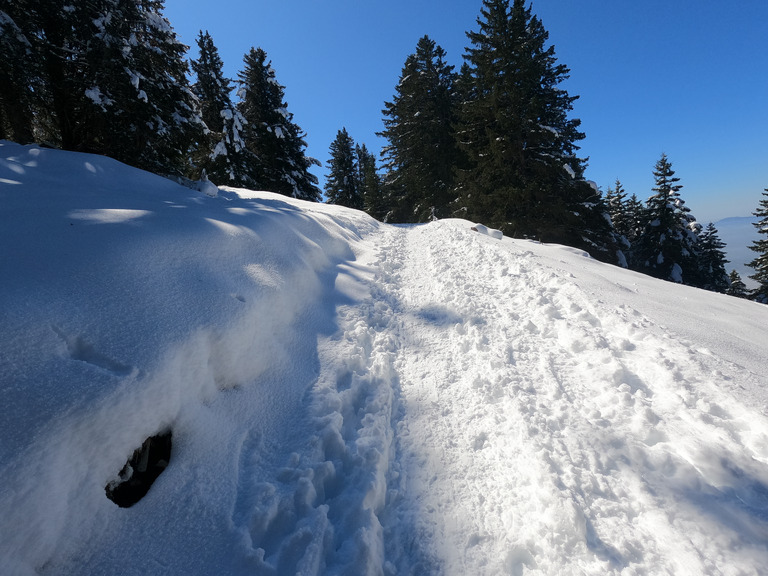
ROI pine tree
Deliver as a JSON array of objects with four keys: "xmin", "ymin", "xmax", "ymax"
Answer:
[
  {"xmin": 325, "ymin": 128, "xmax": 362, "ymax": 209},
  {"xmin": 356, "ymin": 143, "xmax": 386, "ymax": 220},
  {"xmin": 747, "ymin": 189, "xmax": 768, "ymax": 303},
  {"xmin": 726, "ymin": 270, "xmax": 748, "ymax": 299},
  {"xmin": 237, "ymin": 47, "xmax": 320, "ymax": 200},
  {"xmin": 697, "ymin": 222, "xmax": 730, "ymax": 293},
  {"xmin": 189, "ymin": 30, "xmax": 250, "ymax": 184},
  {"xmin": 380, "ymin": 35, "xmax": 459, "ymax": 223},
  {"xmin": 634, "ymin": 154, "xmax": 701, "ymax": 284},
  {"xmin": 455, "ymin": 0, "xmax": 586, "ymax": 244}
]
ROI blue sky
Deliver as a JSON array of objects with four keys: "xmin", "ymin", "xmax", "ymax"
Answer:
[{"xmin": 163, "ymin": 0, "xmax": 768, "ymax": 223}]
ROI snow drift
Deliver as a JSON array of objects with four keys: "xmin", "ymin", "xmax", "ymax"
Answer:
[{"xmin": 1, "ymin": 141, "xmax": 768, "ymax": 575}]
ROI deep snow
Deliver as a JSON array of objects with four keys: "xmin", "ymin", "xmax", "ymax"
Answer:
[{"xmin": 1, "ymin": 141, "xmax": 768, "ymax": 575}]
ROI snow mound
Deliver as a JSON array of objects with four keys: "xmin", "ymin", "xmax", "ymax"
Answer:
[{"xmin": 470, "ymin": 222, "xmax": 503, "ymax": 240}]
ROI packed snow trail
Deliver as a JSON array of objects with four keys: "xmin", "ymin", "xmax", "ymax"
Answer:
[{"xmin": 374, "ymin": 222, "xmax": 768, "ymax": 575}]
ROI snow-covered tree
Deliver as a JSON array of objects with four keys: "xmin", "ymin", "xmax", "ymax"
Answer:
[
  {"xmin": 379, "ymin": 35, "xmax": 459, "ymax": 223},
  {"xmin": 633, "ymin": 154, "xmax": 701, "ymax": 284},
  {"xmin": 726, "ymin": 270, "xmax": 748, "ymax": 299},
  {"xmin": 325, "ymin": 128, "xmax": 362, "ymax": 209},
  {"xmin": 1, "ymin": 0, "xmax": 203, "ymax": 175},
  {"xmin": 747, "ymin": 189, "xmax": 768, "ymax": 303},
  {"xmin": 190, "ymin": 30, "xmax": 250, "ymax": 184},
  {"xmin": 237, "ymin": 47, "xmax": 320, "ymax": 201},
  {"xmin": 697, "ymin": 222, "xmax": 730, "ymax": 293},
  {"xmin": 454, "ymin": 0, "xmax": 587, "ymax": 243}
]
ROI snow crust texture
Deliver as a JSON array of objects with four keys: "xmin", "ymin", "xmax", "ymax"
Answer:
[{"xmin": 2, "ymin": 142, "xmax": 768, "ymax": 575}]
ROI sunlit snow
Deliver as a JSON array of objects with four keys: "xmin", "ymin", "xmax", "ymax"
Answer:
[{"xmin": 1, "ymin": 141, "xmax": 768, "ymax": 576}]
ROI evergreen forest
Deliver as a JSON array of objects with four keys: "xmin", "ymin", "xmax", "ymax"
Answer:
[{"xmin": 1, "ymin": 0, "xmax": 766, "ymax": 300}]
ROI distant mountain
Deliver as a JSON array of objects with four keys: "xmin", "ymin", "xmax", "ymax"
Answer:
[{"xmin": 715, "ymin": 216, "xmax": 760, "ymax": 287}]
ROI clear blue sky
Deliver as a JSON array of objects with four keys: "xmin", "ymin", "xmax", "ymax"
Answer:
[{"xmin": 163, "ymin": 0, "xmax": 768, "ymax": 222}]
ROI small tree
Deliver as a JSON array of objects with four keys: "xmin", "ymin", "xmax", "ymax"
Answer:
[
  {"xmin": 747, "ymin": 189, "xmax": 768, "ymax": 303},
  {"xmin": 356, "ymin": 143, "xmax": 386, "ymax": 220},
  {"xmin": 325, "ymin": 128, "xmax": 362, "ymax": 209},
  {"xmin": 697, "ymin": 222, "xmax": 730, "ymax": 293},
  {"xmin": 726, "ymin": 270, "xmax": 748, "ymax": 299},
  {"xmin": 634, "ymin": 154, "xmax": 701, "ymax": 284}
]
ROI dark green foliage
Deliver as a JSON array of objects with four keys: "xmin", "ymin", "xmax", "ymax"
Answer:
[
  {"xmin": 0, "ymin": 0, "xmax": 203, "ymax": 175},
  {"xmin": 747, "ymin": 189, "xmax": 768, "ymax": 303},
  {"xmin": 623, "ymin": 193, "xmax": 647, "ymax": 245},
  {"xmin": 0, "ymin": 6, "xmax": 35, "ymax": 142},
  {"xmin": 726, "ymin": 270, "xmax": 748, "ymax": 299},
  {"xmin": 633, "ymin": 154, "xmax": 701, "ymax": 284},
  {"xmin": 325, "ymin": 128, "xmax": 363, "ymax": 209},
  {"xmin": 237, "ymin": 47, "xmax": 320, "ymax": 200},
  {"xmin": 452, "ymin": 0, "xmax": 615, "ymax": 259},
  {"xmin": 356, "ymin": 144, "xmax": 386, "ymax": 220},
  {"xmin": 697, "ymin": 222, "xmax": 729, "ymax": 293},
  {"xmin": 190, "ymin": 30, "xmax": 251, "ymax": 184},
  {"xmin": 380, "ymin": 35, "xmax": 459, "ymax": 222}
]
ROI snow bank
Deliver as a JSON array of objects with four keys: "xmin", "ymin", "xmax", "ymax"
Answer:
[{"xmin": 0, "ymin": 142, "xmax": 377, "ymax": 574}]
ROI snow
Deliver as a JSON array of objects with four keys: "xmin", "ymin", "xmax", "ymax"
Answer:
[{"xmin": 1, "ymin": 141, "xmax": 768, "ymax": 575}]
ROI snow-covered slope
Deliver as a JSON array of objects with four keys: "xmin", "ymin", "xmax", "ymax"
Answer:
[{"xmin": 2, "ymin": 141, "xmax": 768, "ymax": 575}]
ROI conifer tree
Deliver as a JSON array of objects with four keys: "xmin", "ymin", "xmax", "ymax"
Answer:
[
  {"xmin": 606, "ymin": 180, "xmax": 632, "ymax": 240},
  {"xmin": 634, "ymin": 154, "xmax": 701, "ymax": 284},
  {"xmin": 2, "ymin": 0, "xmax": 203, "ymax": 174},
  {"xmin": 455, "ymin": 0, "xmax": 587, "ymax": 244},
  {"xmin": 237, "ymin": 47, "xmax": 320, "ymax": 200},
  {"xmin": 697, "ymin": 222, "xmax": 730, "ymax": 293},
  {"xmin": 747, "ymin": 189, "xmax": 768, "ymax": 303},
  {"xmin": 190, "ymin": 30, "xmax": 250, "ymax": 184},
  {"xmin": 726, "ymin": 270, "xmax": 748, "ymax": 299},
  {"xmin": 356, "ymin": 144, "xmax": 386, "ymax": 220},
  {"xmin": 624, "ymin": 193, "xmax": 646, "ymax": 244},
  {"xmin": 380, "ymin": 35, "xmax": 459, "ymax": 222},
  {"xmin": 325, "ymin": 128, "xmax": 362, "ymax": 209},
  {"xmin": 0, "ymin": 7, "xmax": 36, "ymax": 142}
]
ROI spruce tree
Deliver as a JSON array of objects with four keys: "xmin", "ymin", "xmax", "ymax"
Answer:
[
  {"xmin": 726, "ymin": 270, "xmax": 748, "ymax": 299},
  {"xmin": 2, "ymin": 0, "xmax": 203, "ymax": 174},
  {"xmin": 190, "ymin": 30, "xmax": 250, "ymax": 184},
  {"xmin": 325, "ymin": 128, "xmax": 362, "ymax": 209},
  {"xmin": 606, "ymin": 180, "xmax": 632, "ymax": 240},
  {"xmin": 624, "ymin": 193, "xmax": 646, "ymax": 244},
  {"xmin": 356, "ymin": 143, "xmax": 386, "ymax": 220},
  {"xmin": 455, "ymin": 0, "xmax": 586, "ymax": 243},
  {"xmin": 380, "ymin": 35, "xmax": 459, "ymax": 222},
  {"xmin": 697, "ymin": 222, "xmax": 730, "ymax": 293},
  {"xmin": 237, "ymin": 47, "xmax": 320, "ymax": 200},
  {"xmin": 634, "ymin": 154, "xmax": 701, "ymax": 284},
  {"xmin": 747, "ymin": 189, "xmax": 768, "ymax": 303}
]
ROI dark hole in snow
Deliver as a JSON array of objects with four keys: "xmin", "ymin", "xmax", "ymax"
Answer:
[{"xmin": 105, "ymin": 430, "xmax": 172, "ymax": 508}]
